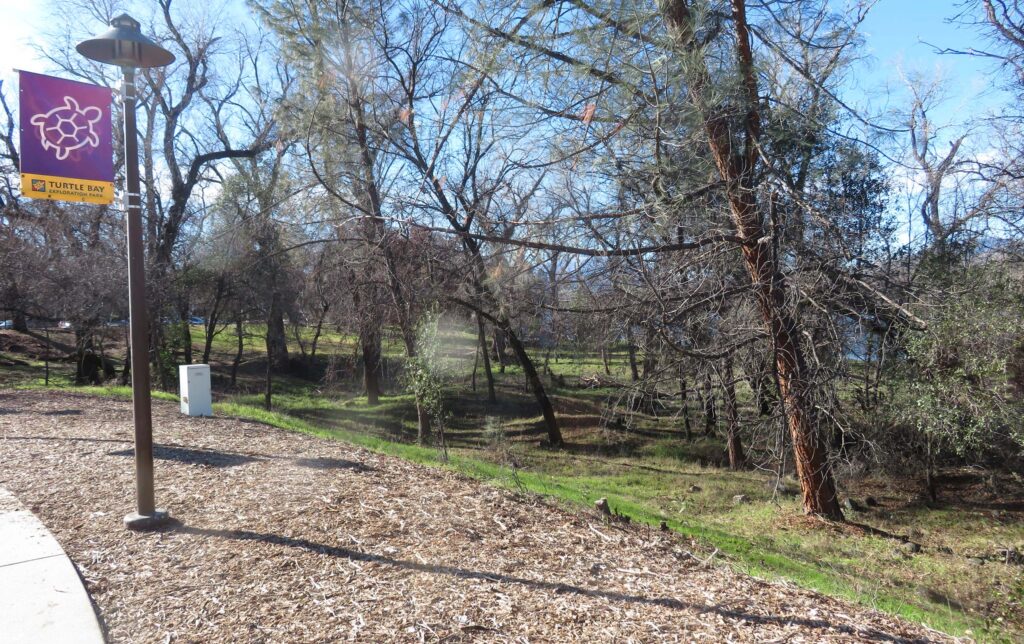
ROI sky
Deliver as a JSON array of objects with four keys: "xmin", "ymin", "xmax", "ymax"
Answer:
[
  {"xmin": 2, "ymin": 0, "xmax": 1005, "ymax": 120},
  {"xmin": 0, "ymin": 0, "xmax": 47, "ymax": 88},
  {"xmin": 855, "ymin": 1, "xmax": 1009, "ymax": 125},
  {"xmin": 0, "ymin": 0, "xmax": 1010, "ymax": 165},
  {"xmin": 1, "ymin": 0, "xmax": 1002, "ymax": 252}
]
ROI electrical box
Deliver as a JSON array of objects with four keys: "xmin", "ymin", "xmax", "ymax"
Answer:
[{"xmin": 179, "ymin": 364, "xmax": 213, "ymax": 417}]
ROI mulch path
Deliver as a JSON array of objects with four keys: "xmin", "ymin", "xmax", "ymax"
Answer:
[{"xmin": 0, "ymin": 390, "xmax": 956, "ymax": 642}]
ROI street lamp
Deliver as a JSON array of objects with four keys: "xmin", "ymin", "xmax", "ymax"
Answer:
[{"xmin": 77, "ymin": 14, "xmax": 174, "ymax": 531}]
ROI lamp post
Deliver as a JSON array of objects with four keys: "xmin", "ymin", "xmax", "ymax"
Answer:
[{"xmin": 77, "ymin": 14, "xmax": 175, "ymax": 531}]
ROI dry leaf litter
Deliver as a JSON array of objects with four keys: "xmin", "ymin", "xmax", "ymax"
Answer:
[{"xmin": 0, "ymin": 390, "xmax": 959, "ymax": 642}]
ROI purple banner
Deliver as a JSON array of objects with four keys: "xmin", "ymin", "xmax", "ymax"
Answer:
[{"xmin": 19, "ymin": 71, "xmax": 113, "ymax": 183}]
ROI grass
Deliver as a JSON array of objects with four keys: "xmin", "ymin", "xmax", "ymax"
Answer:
[
  {"xmin": 2, "ymin": 325, "xmax": 1021, "ymax": 642},
  {"xmin": 16, "ymin": 381, "xmax": 1018, "ymax": 641}
]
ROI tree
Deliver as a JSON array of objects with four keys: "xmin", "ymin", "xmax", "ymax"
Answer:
[
  {"xmin": 447, "ymin": 0, "xmax": 863, "ymax": 517},
  {"xmin": 40, "ymin": 0, "xmax": 275, "ymax": 386},
  {"xmin": 895, "ymin": 265, "xmax": 1024, "ymax": 498}
]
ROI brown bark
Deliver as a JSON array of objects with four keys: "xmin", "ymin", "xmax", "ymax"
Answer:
[
  {"xmin": 201, "ymin": 321, "xmax": 217, "ymax": 365},
  {"xmin": 119, "ymin": 345, "xmax": 132, "ymax": 386},
  {"xmin": 12, "ymin": 311, "xmax": 27, "ymax": 333},
  {"xmin": 176, "ymin": 294, "xmax": 194, "ymax": 365},
  {"xmin": 679, "ymin": 367, "xmax": 692, "ymax": 440},
  {"xmin": 360, "ymin": 326, "xmax": 382, "ymax": 406},
  {"xmin": 626, "ymin": 325, "xmax": 640, "ymax": 382},
  {"xmin": 351, "ymin": 74, "xmax": 425, "ymax": 430},
  {"xmin": 504, "ymin": 329, "xmax": 563, "ymax": 446},
  {"xmin": 151, "ymin": 323, "xmax": 170, "ymax": 391},
  {"xmin": 416, "ymin": 401, "xmax": 430, "ymax": 445},
  {"xmin": 200, "ymin": 279, "xmax": 225, "ymax": 365},
  {"xmin": 477, "ymin": 315, "xmax": 497, "ymax": 403},
  {"xmin": 266, "ymin": 293, "xmax": 289, "ymax": 372},
  {"xmin": 641, "ymin": 326, "xmax": 657, "ymax": 380},
  {"xmin": 492, "ymin": 329, "xmax": 508, "ymax": 373},
  {"xmin": 702, "ymin": 372, "xmax": 716, "ymax": 436},
  {"xmin": 309, "ymin": 302, "xmax": 330, "ymax": 360},
  {"xmin": 388, "ymin": 45, "xmax": 559, "ymax": 445},
  {"xmin": 180, "ymin": 318, "xmax": 193, "ymax": 366},
  {"xmin": 722, "ymin": 356, "xmax": 746, "ymax": 470},
  {"xmin": 660, "ymin": 0, "xmax": 842, "ymax": 519},
  {"xmin": 9, "ymin": 284, "xmax": 27, "ymax": 332},
  {"xmin": 460, "ymin": 245, "xmax": 560, "ymax": 444},
  {"xmin": 74, "ymin": 330, "xmax": 100, "ymax": 385}
]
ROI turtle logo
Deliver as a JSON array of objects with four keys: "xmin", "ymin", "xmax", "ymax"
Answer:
[{"xmin": 29, "ymin": 96, "xmax": 102, "ymax": 161}]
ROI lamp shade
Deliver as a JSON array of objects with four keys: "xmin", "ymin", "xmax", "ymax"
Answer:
[{"xmin": 76, "ymin": 14, "xmax": 175, "ymax": 69}]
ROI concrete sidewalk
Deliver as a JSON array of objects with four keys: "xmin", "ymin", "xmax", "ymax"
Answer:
[{"xmin": 0, "ymin": 488, "xmax": 105, "ymax": 643}]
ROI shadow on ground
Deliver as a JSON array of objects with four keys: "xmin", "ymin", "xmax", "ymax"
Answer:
[
  {"xmin": 293, "ymin": 457, "xmax": 376, "ymax": 472},
  {"xmin": 108, "ymin": 445, "xmax": 262, "ymax": 468},
  {"xmin": 160, "ymin": 520, "xmax": 913, "ymax": 643}
]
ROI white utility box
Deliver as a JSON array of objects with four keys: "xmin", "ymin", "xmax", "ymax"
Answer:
[{"xmin": 179, "ymin": 364, "xmax": 213, "ymax": 417}]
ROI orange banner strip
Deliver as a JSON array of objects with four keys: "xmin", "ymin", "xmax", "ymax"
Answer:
[{"xmin": 21, "ymin": 173, "xmax": 115, "ymax": 205}]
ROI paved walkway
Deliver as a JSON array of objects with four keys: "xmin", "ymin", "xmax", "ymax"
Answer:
[{"xmin": 0, "ymin": 488, "xmax": 105, "ymax": 643}]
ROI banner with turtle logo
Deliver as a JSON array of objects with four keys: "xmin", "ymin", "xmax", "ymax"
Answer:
[{"xmin": 19, "ymin": 71, "xmax": 114, "ymax": 205}]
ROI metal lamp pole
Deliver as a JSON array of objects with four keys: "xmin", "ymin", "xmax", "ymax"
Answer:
[
  {"xmin": 77, "ymin": 14, "xmax": 175, "ymax": 530},
  {"xmin": 120, "ymin": 65, "xmax": 162, "ymax": 528}
]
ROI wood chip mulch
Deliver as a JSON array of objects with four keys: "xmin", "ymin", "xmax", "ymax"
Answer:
[{"xmin": 0, "ymin": 390, "xmax": 958, "ymax": 642}]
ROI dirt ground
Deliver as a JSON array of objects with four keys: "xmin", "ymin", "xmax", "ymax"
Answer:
[{"xmin": 0, "ymin": 390, "xmax": 957, "ymax": 642}]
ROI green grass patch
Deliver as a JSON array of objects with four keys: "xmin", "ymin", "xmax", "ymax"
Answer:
[
  {"xmin": 4, "ymin": 325, "xmax": 1018, "ymax": 642},
  {"xmin": 20, "ymin": 383, "xmax": 1014, "ymax": 641}
]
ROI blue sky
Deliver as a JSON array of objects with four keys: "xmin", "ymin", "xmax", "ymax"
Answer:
[
  {"xmin": 855, "ymin": 1, "xmax": 1008, "ymax": 122},
  {"xmin": 0, "ymin": 1, "xmax": 1007, "ymax": 131},
  {"xmin": 863, "ymin": 1, "xmax": 982, "ymax": 74}
]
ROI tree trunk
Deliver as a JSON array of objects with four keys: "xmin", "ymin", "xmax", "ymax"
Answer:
[
  {"xmin": 926, "ymin": 436, "xmax": 938, "ymax": 502},
  {"xmin": 477, "ymin": 315, "xmax": 496, "ymax": 403},
  {"xmin": 360, "ymin": 325, "xmax": 382, "ymax": 405},
  {"xmin": 119, "ymin": 345, "xmax": 132, "ymax": 386},
  {"xmin": 748, "ymin": 253, "xmax": 841, "ymax": 517},
  {"xmin": 404, "ymin": 348, "xmax": 430, "ymax": 444},
  {"xmin": 201, "ymin": 276, "xmax": 226, "ymax": 365},
  {"xmin": 309, "ymin": 303, "xmax": 329, "ymax": 359},
  {"xmin": 641, "ymin": 326, "xmax": 657, "ymax": 380},
  {"xmin": 181, "ymin": 320, "xmax": 193, "ymax": 364},
  {"xmin": 151, "ymin": 322, "xmax": 169, "ymax": 391},
  {"xmin": 201, "ymin": 319, "xmax": 217, "ymax": 365},
  {"xmin": 679, "ymin": 367, "xmax": 692, "ymax": 440},
  {"xmin": 471, "ymin": 342, "xmax": 479, "ymax": 391},
  {"xmin": 266, "ymin": 293, "xmax": 289, "ymax": 372},
  {"xmin": 504, "ymin": 328, "xmax": 562, "ymax": 446},
  {"xmin": 12, "ymin": 309, "xmax": 27, "ymax": 333},
  {"xmin": 7, "ymin": 282, "xmax": 28, "ymax": 332},
  {"xmin": 74, "ymin": 330, "xmax": 100, "ymax": 385},
  {"xmin": 661, "ymin": 0, "xmax": 842, "ymax": 520},
  {"xmin": 416, "ymin": 399, "xmax": 430, "ymax": 445},
  {"xmin": 723, "ymin": 356, "xmax": 746, "ymax": 470},
  {"xmin": 702, "ymin": 371, "xmax": 716, "ymax": 436},
  {"xmin": 492, "ymin": 328, "xmax": 508, "ymax": 373},
  {"xmin": 753, "ymin": 373, "xmax": 773, "ymax": 416},
  {"xmin": 290, "ymin": 321, "xmax": 308, "ymax": 359},
  {"xmin": 601, "ymin": 346, "xmax": 611, "ymax": 376},
  {"xmin": 626, "ymin": 326, "xmax": 640, "ymax": 382}
]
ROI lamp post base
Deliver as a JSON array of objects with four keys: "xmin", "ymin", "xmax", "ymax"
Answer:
[{"xmin": 123, "ymin": 509, "xmax": 170, "ymax": 531}]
